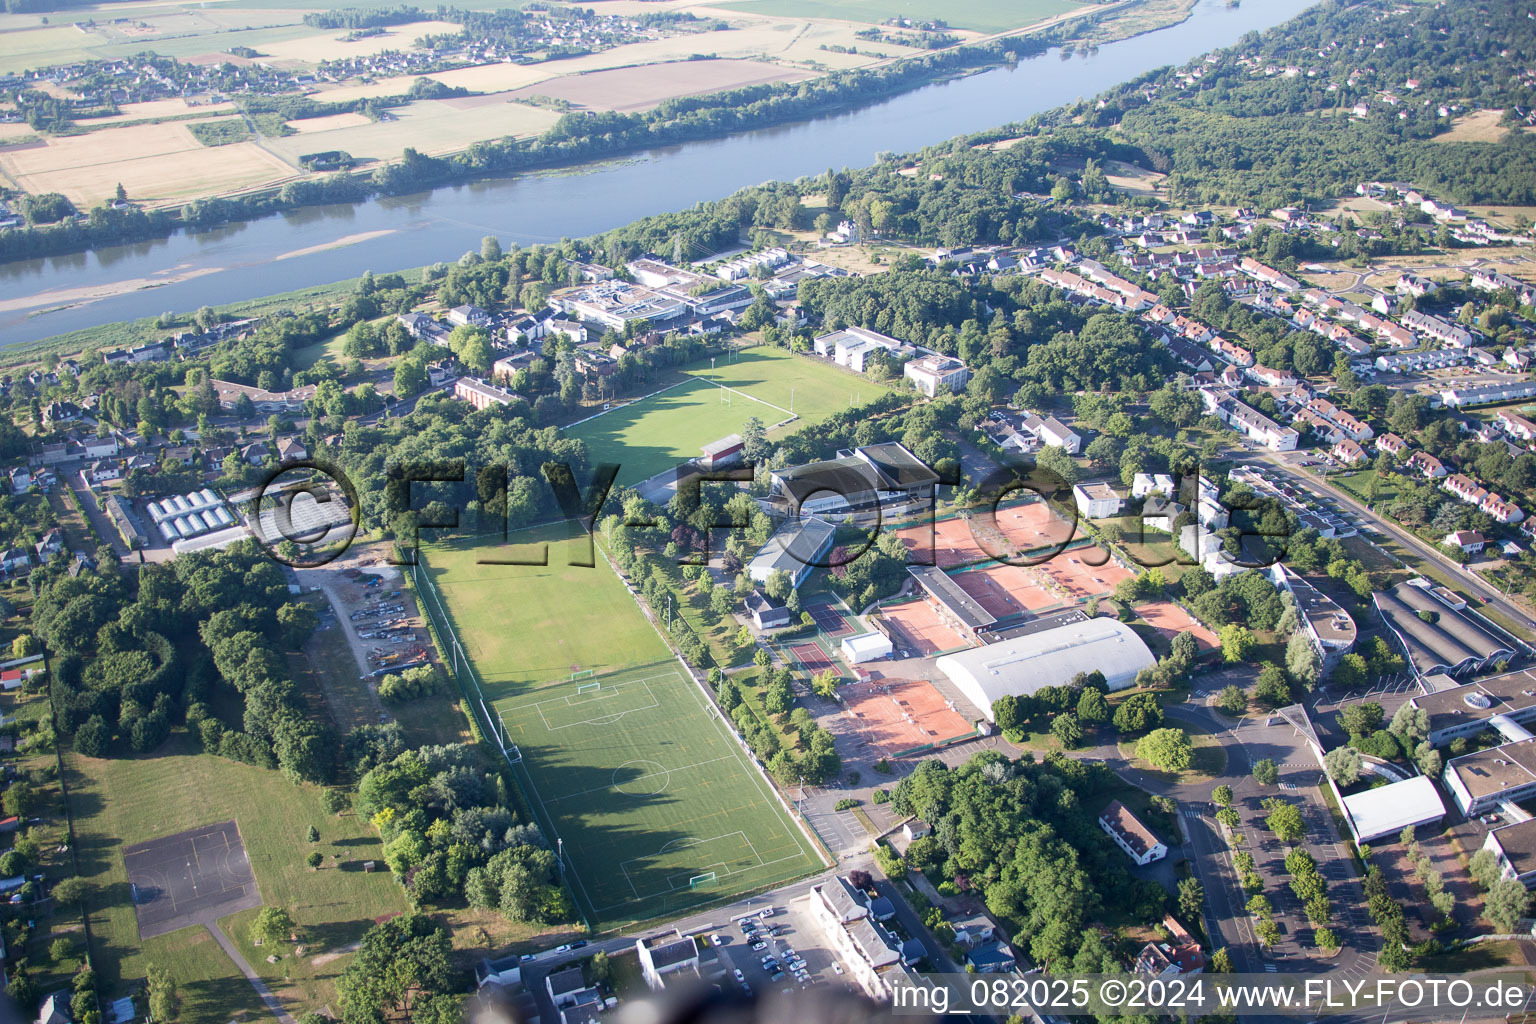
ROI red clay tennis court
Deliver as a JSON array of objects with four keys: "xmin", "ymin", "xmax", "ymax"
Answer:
[
  {"xmin": 804, "ymin": 599, "xmax": 853, "ymax": 637},
  {"xmin": 951, "ymin": 563, "xmax": 1064, "ymax": 617},
  {"xmin": 1034, "ymin": 545, "xmax": 1133, "ymax": 599},
  {"xmin": 1136, "ymin": 600, "xmax": 1220, "ymax": 652},
  {"xmin": 841, "ymin": 677, "xmax": 976, "ymax": 755},
  {"xmin": 891, "ymin": 516, "xmax": 992, "ymax": 569},
  {"xmin": 789, "ymin": 641, "xmax": 836, "ymax": 674},
  {"xmin": 989, "ymin": 500, "xmax": 1078, "ymax": 554},
  {"xmin": 876, "ymin": 600, "xmax": 969, "ymax": 656}
]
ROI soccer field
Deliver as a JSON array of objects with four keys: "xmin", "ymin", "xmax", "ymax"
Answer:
[
  {"xmin": 497, "ymin": 664, "xmax": 822, "ymax": 921},
  {"xmin": 569, "ymin": 346, "xmax": 888, "ymax": 486},
  {"xmin": 413, "ymin": 528, "xmax": 825, "ymax": 923}
]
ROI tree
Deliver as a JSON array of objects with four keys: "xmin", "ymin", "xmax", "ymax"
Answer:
[
  {"xmin": 1486, "ymin": 878, "xmax": 1531, "ymax": 933},
  {"xmin": 1113, "ymin": 691, "xmax": 1163, "ymax": 734},
  {"xmin": 1176, "ymin": 877, "xmax": 1205, "ymax": 924},
  {"xmin": 1212, "ymin": 784, "xmax": 1234, "ymax": 807},
  {"xmin": 1051, "ymin": 712, "xmax": 1083, "ymax": 749},
  {"xmin": 336, "ymin": 913, "xmax": 456, "ymax": 1024},
  {"xmin": 1210, "ymin": 948, "xmax": 1234, "ymax": 974},
  {"xmin": 1076, "ymin": 687, "xmax": 1109, "ymax": 724},
  {"xmin": 307, "ymin": 850, "xmax": 324, "ymax": 870},
  {"xmin": 49, "ymin": 937, "xmax": 72, "ymax": 963},
  {"xmin": 306, "ymin": 825, "xmax": 320, "ymax": 843},
  {"xmin": 1323, "ymin": 745, "xmax": 1363, "ymax": 786},
  {"xmin": 50, "ymin": 877, "xmax": 88, "ymax": 905},
  {"xmin": 1264, "ymin": 801, "xmax": 1306, "ymax": 844},
  {"xmin": 590, "ymin": 950, "xmax": 612, "ymax": 986},
  {"xmin": 1337, "ymin": 702, "xmax": 1383, "ymax": 737},
  {"xmin": 1219, "ymin": 623, "xmax": 1255, "ymax": 663},
  {"xmin": 146, "ymin": 963, "xmax": 180, "ymax": 1022},
  {"xmin": 1388, "ymin": 703, "xmax": 1429, "ymax": 744},
  {"xmin": 1215, "ymin": 684, "xmax": 1248, "ymax": 716},
  {"xmin": 765, "ymin": 569, "xmax": 792, "ymax": 602},
  {"xmin": 393, "ymin": 359, "xmax": 428, "ymax": 398},
  {"xmin": 1314, "ymin": 926, "xmax": 1340, "ymax": 951},
  {"xmin": 1136, "ymin": 728, "xmax": 1193, "ymax": 772},
  {"xmin": 249, "ymin": 906, "xmax": 297, "ymax": 947},
  {"xmin": 1252, "ymin": 758, "xmax": 1278, "ymax": 786}
]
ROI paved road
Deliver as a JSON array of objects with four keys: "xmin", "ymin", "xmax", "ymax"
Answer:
[{"xmin": 1257, "ymin": 450, "xmax": 1535, "ymax": 644}]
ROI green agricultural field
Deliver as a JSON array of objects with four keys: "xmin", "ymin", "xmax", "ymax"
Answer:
[
  {"xmin": 710, "ymin": 0, "xmax": 1084, "ymax": 34},
  {"xmin": 570, "ymin": 346, "xmax": 887, "ymax": 486},
  {"xmin": 414, "ymin": 529, "xmax": 825, "ymax": 925}
]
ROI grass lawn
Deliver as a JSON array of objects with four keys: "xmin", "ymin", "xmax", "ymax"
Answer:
[
  {"xmin": 67, "ymin": 734, "xmax": 408, "ymax": 1017},
  {"xmin": 1331, "ymin": 469, "xmax": 1399, "ymax": 506},
  {"xmin": 290, "ymin": 330, "xmax": 350, "ymax": 371},
  {"xmin": 415, "ymin": 527, "xmax": 824, "ymax": 927},
  {"xmin": 568, "ymin": 346, "xmax": 889, "ymax": 486},
  {"xmin": 139, "ymin": 926, "xmax": 266, "ymax": 1024},
  {"xmin": 709, "ymin": 0, "xmax": 1085, "ymax": 34},
  {"xmin": 1116, "ymin": 721, "xmax": 1227, "ymax": 783},
  {"xmin": 418, "ymin": 527, "xmax": 671, "ymax": 690}
]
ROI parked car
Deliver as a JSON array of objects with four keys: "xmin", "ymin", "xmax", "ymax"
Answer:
[
  {"xmin": 751, "ymin": 941, "xmax": 767, "ymax": 951},
  {"xmin": 733, "ymin": 969, "xmax": 745, "ymax": 983},
  {"xmin": 520, "ymin": 954, "xmax": 537, "ymax": 963}
]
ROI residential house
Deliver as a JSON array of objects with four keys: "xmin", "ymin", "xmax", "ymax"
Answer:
[
  {"xmin": 1376, "ymin": 433, "xmax": 1409, "ymax": 457},
  {"xmin": 1021, "ymin": 414, "xmax": 1081, "ymax": 454},
  {"xmin": 453, "ymin": 377, "xmax": 522, "ymax": 411},
  {"xmin": 1073, "ymin": 482, "xmax": 1127, "ymax": 519},
  {"xmin": 903, "ymin": 354, "xmax": 970, "ymax": 397},
  {"xmin": 1444, "ymin": 530, "xmax": 1487, "ymax": 555},
  {"xmin": 1099, "ymin": 799, "xmax": 1167, "ymax": 866},
  {"xmin": 1333, "ymin": 439, "xmax": 1368, "ymax": 465},
  {"xmin": 636, "ymin": 931, "xmax": 700, "ymax": 991},
  {"xmin": 35, "ymin": 529, "xmax": 63, "ymax": 560},
  {"xmin": 446, "ymin": 304, "xmax": 490, "ymax": 328},
  {"xmin": 1406, "ymin": 451, "xmax": 1448, "ymax": 479},
  {"xmin": 746, "ymin": 590, "xmax": 791, "ymax": 631},
  {"xmin": 1132, "ymin": 473, "xmax": 1176, "ymax": 499}
]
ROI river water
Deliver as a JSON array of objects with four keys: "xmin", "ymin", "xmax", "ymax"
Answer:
[{"xmin": 0, "ymin": 0, "xmax": 1320, "ymax": 348}]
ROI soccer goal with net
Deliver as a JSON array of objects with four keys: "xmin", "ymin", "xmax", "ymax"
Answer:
[{"xmin": 689, "ymin": 871, "xmax": 718, "ymax": 889}]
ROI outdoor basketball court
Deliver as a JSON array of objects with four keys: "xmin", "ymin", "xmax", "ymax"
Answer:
[
  {"xmin": 951, "ymin": 563, "xmax": 1065, "ymax": 618},
  {"xmin": 491, "ymin": 663, "xmax": 821, "ymax": 920},
  {"xmin": 804, "ymin": 597, "xmax": 854, "ymax": 637},
  {"xmin": 841, "ymin": 677, "xmax": 976, "ymax": 756},
  {"xmin": 1136, "ymin": 600, "xmax": 1221, "ymax": 652},
  {"xmin": 875, "ymin": 599, "xmax": 969, "ymax": 656},
  {"xmin": 1035, "ymin": 544, "xmax": 1134, "ymax": 599},
  {"xmin": 123, "ymin": 821, "xmax": 262, "ymax": 938}
]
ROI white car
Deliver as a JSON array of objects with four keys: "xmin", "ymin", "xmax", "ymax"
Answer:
[{"xmin": 733, "ymin": 969, "xmax": 745, "ymax": 983}]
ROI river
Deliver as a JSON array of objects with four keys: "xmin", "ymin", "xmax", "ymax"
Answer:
[{"xmin": 0, "ymin": 0, "xmax": 1321, "ymax": 349}]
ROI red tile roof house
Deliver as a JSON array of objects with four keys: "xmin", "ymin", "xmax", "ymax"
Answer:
[
  {"xmin": 1333, "ymin": 439, "xmax": 1368, "ymax": 465},
  {"xmin": 1099, "ymin": 800, "xmax": 1167, "ymax": 866}
]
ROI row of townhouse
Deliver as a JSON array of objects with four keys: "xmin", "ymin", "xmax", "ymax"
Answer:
[
  {"xmin": 1040, "ymin": 267, "xmax": 1154, "ymax": 311},
  {"xmin": 1402, "ymin": 309, "xmax": 1475, "ymax": 348},
  {"xmin": 1200, "ymin": 390, "xmax": 1300, "ymax": 451},
  {"xmin": 1470, "ymin": 268, "xmax": 1536, "ymax": 306},
  {"xmin": 1442, "ymin": 472, "xmax": 1525, "ymax": 524},
  {"xmin": 1238, "ymin": 257, "xmax": 1302, "ymax": 293},
  {"xmin": 1075, "ymin": 259, "xmax": 1161, "ymax": 308}
]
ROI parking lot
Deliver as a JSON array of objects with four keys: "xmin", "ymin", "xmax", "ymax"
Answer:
[{"xmin": 708, "ymin": 899, "xmax": 847, "ymax": 999}]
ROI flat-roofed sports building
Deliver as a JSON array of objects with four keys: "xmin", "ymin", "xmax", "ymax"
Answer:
[
  {"xmin": 907, "ymin": 564, "xmax": 998, "ymax": 638},
  {"xmin": 1409, "ymin": 667, "xmax": 1536, "ymax": 747},
  {"xmin": 1483, "ymin": 818, "xmax": 1536, "ymax": 886},
  {"xmin": 935, "ymin": 617, "xmax": 1155, "ymax": 721},
  {"xmin": 1338, "ymin": 776, "xmax": 1446, "ymax": 843},
  {"xmin": 1374, "ymin": 579, "xmax": 1515, "ymax": 679},
  {"xmin": 747, "ymin": 517, "xmax": 837, "ymax": 590},
  {"xmin": 1444, "ymin": 738, "xmax": 1536, "ymax": 817},
  {"xmin": 768, "ymin": 443, "xmax": 939, "ymax": 519}
]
